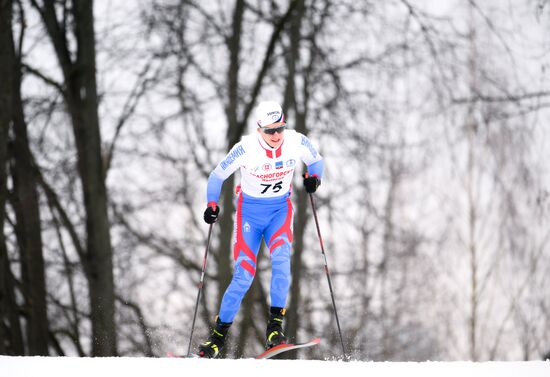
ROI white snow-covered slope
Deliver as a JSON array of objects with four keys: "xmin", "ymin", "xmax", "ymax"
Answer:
[{"xmin": 1, "ymin": 357, "xmax": 549, "ymax": 377}]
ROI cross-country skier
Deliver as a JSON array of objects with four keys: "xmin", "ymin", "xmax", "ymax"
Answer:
[{"xmin": 198, "ymin": 100, "xmax": 324, "ymax": 358}]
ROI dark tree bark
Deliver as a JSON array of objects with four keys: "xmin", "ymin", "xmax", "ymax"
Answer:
[
  {"xmin": 281, "ymin": 0, "xmax": 309, "ymax": 359},
  {"xmin": 31, "ymin": 0, "xmax": 117, "ymax": 356},
  {"xmin": 0, "ymin": 0, "xmax": 24, "ymax": 356},
  {"xmin": 0, "ymin": 0, "xmax": 11, "ymax": 355},
  {"xmin": 9, "ymin": 18, "xmax": 50, "ymax": 354}
]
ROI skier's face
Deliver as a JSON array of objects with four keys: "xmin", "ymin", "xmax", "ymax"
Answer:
[{"xmin": 258, "ymin": 122, "xmax": 285, "ymax": 148}]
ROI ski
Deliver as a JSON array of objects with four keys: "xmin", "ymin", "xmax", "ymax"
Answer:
[
  {"xmin": 255, "ymin": 337, "xmax": 321, "ymax": 359},
  {"xmin": 166, "ymin": 352, "xmax": 199, "ymax": 358},
  {"xmin": 166, "ymin": 337, "xmax": 320, "ymax": 359}
]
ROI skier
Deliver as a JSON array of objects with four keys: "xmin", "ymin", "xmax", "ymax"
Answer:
[{"xmin": 198, "ymin": 101, "xmax": 324, "ymax": 358}]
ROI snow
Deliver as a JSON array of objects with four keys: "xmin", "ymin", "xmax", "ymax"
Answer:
[{"xmin": 1, "ymin": 357, "xmax": 549, "ymax": 377}]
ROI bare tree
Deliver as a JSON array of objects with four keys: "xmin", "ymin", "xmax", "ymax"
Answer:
[
  {"xmin": 30, "ymin": 0, "xmax": 117, "ymax": 356},
  {"xmin": 0, "ymin": 0, "xmax": 22, "ymax": 356},
  {"xmin": 8, "ymin": 8, "xmax": 50, "ymax": 354},
  {"xmin": 3, "ymin": 0, "xmax": 549, "ymax": 361},
  {"xmin": 0, "ymin": 0, "xmax": 50, "ymax": 356}
]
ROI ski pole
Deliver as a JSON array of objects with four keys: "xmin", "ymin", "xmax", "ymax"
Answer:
[
  {"xmin": 187, "ymin": 223, "xmax": 214, "ymax": 356},
  {"xmin": 308, "ymin": 192, "xmax": 347, "ymax": 360}
]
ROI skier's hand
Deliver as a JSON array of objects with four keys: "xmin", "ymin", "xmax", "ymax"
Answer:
[
  {"xmin": 203, "ymin": 202, "xmax": 220, "ymax": 224},
  {"xmin": 303, "ymin": 173, "xmax": 321, "ymax": 193}
]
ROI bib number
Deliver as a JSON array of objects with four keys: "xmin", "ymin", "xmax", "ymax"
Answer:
[{"xmin": 260, "ymin": 181, "xmax": 283, "ymax": 194}]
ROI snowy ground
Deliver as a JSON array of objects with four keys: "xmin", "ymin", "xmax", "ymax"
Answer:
[{"xmin": 1, "ymin": 357, "xmax": 549, "ymax": 377}]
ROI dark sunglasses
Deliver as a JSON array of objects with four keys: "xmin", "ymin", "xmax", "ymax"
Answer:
[{"xmin": 261, "ymin": 124, "xmax": 286, "ymax": 135}]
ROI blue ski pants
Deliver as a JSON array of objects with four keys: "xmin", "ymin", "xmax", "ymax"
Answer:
[{"xmin": 218, "ymin": 193, "xmax": 293, "ymax": 323}]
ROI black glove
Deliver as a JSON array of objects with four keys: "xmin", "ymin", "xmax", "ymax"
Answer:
[
  {"xmin": 203, "ymin": 203, "xmax": 220, "ymax": 224},
  {"xmin": 303, "ymin": 173, "xmax": 321, "ymax": 193}
]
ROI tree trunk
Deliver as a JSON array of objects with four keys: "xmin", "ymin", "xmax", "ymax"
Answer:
[
  {"xmin": 282, "ymin": 0, "xmax": 307, "ymax": 359},
  {"xmin": 0, "ymin": 0, "xmax": 25, "ymax": 356},
  {"xmin": 72, "ymin": 0, "xmax": 117, "ymax": 357},
  {"xmin": 380, "ymin": 160, "xmax": 398, "ymax": 360},
  {"xmin": 34, "ymin": 0, "xmax": 117, "ymax": 356},
  {"xmin": 0, "ymin": 0, "xmax": 12, "ymax": 355},
  {"xmin": 10, "ymin": 31, "xmax": 50, "ymax": 355},
  {"xmin": 467, "ymin": 2, "xmax": 479, "ymax": 362}
]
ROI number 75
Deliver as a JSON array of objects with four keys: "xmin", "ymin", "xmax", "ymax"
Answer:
[{"xmin": 260, "ymin": 181, "xmax": 283, "ymax": 194}]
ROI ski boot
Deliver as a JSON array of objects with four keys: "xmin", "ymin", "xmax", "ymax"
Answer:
[
  {"xmin": 266, "ymin": 307, "xmax": 287, "ymax": 349},
  {"xmin": 198, "ymin": 317, "xmax": 232, "ymax": 358}
]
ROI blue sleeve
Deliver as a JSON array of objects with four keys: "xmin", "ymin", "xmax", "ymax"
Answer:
[
  {"xmin": 206, "ymin": 172, "xmax": 225, "ymax": 204},
  {"xmin": 307, "ymin": 159, "xmax": 324, "ymax": 180}
]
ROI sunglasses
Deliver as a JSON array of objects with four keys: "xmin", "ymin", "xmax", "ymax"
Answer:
[{"xmin": 260, "ymin": 124, "xmax": 286, "ymax": 135}]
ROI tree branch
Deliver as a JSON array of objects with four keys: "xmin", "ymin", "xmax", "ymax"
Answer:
[
  {"xmin": 22, "ymin": 63, "xmax": 64, "ymax": 93},
  {"xmin": 235, "ymin": 0, "xmax": 300, "ymax": 146}
]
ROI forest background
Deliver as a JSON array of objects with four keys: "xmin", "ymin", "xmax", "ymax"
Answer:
[{"xmin": 1, "ymin": 0, "xmax": 549, "ymax": 361}]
